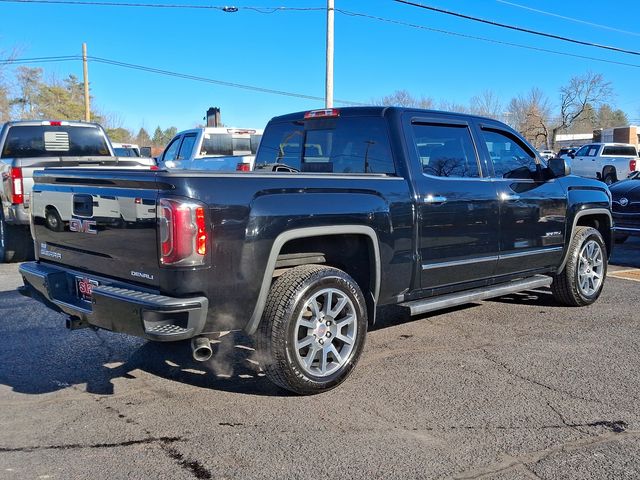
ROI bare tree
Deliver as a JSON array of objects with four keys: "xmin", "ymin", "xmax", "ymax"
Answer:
[
  {"xmin": 508, "ymin": 87, "xmax": 552, "ymax": 148},
  {"xmin": 552, "ymin": 72, "xmax": 613, "ymax": 147},
  {"xmin": 438, "ymin": 99, "xmax": 469, "ymax": 114},
  {"xmin": 469, "ymin": 89, "xmax": 503, "ymax": 119},
  {"xmin": 375, "ymin": 89, "xmax": 435, "ymax": 109}
]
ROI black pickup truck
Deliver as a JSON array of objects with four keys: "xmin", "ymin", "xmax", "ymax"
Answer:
[{"xmin": 19, "ymin": 107, "xmax": 613, "ymax": 394}]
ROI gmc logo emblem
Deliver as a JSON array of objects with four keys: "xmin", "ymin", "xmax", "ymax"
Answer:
[{"xmin": 70, "ymin": 218, "xmax": 97, "ymax": 234}]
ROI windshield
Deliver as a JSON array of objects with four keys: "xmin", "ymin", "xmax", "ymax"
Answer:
[{"xmin": 1, "ymin": 125, "xmax": 111, "ymax": 158}]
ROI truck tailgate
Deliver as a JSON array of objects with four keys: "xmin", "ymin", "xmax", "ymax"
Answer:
[{"xmin": 31, "ymin": 169, "xmax": 161, "ymax": 287}]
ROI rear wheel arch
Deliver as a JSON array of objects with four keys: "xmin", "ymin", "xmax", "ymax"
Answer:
[{"xmin": 246, "ymin": 226, "xmax": 381, "ymax": 334}]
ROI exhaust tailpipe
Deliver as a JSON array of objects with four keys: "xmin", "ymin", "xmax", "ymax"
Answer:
[
  {"xmin": 66, "ymin": 315, "xmax": 89, "ymax": 330},
  {"xmin": 191, "ymin": 336, "xmax": 213, "ymax": 362}
]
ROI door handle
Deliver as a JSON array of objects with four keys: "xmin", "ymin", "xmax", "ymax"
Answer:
[
  {"xmin": 499, "ymin": 192, "xmax": 520, "ymax": 201},
  {"xmin": 423, "ymin": 195, "xmax": 447, "ymax": 205}
]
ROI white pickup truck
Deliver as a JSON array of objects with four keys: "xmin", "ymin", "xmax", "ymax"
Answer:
[
  {"xmin": 0, "ymin": 120, "xmax": 155, "ymax": 262},
  {"xmin": 569, "ymin": 143, "xmax": 639, "ymax": 184},
  {"xmin": 157, "ymin": 127, "xmax": 263, "ymax": 171}
]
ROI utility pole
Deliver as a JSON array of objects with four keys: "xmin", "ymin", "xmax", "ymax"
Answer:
[
  {"xmin": 82, "ymin": 43, "xmax": 90, "ymax": 122},
  {"xmin": 325, "ymin": 0, "xmax": 334, "ymax": 108}
]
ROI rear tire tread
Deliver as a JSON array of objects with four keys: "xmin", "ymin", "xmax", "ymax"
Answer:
[{"xmin": 257, "ymin": 264, "xmax": 367, "ymax": 395}]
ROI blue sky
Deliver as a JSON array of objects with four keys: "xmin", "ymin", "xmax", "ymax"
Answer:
[{"xmin": 2, "ymin": 0, "xmax": 640, "ymax": 132}]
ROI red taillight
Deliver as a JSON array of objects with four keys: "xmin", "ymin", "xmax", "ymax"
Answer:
[
  {"xmin": 135, "ymin": 198, "xmax": 142, "ymax": 204},
  {"xmin": 10, "ymin": 167, "xmax": 23, "ymax": 204},
  {"xmin": 195, "ymin": 207, "xmax": 206, "ymax": 255},
  {"xmin": 304, "ymin": 108, "xmax": 340, "ymax": 119},
  {"xmin": 236, "ymin": 162, "xmax": 251, "ymax": 172},
  {"xmin": 49, "ymin": 121, "xmax": 62, "ymax": 126},
  {"xmin": 630, "ymin": 159, "xmax": 637, "ymax": 171},
  {"xmin": 158, "ymin": 198, "xmax": 207, "ymax": 266},
  {"xmin": 150, "ymin": 165, "xmax": 159, "ymax": 171}
]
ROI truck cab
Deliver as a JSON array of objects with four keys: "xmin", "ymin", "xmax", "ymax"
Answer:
[{"xmin": 157, "ymin": 127, "xmax": 263, "ymax": 172}]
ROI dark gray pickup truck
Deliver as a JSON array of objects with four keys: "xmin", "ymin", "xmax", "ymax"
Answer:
[{"xmin": 19, "ymin": 107, "xmax": 613, "ymax": 394}]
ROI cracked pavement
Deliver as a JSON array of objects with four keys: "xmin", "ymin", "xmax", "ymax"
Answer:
[{"xmin": 0, "ymin": 237, "xmax": 639, "ymax": 479}]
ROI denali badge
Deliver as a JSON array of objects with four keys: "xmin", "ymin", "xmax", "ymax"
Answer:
[
  {"xmin": 70, "ymin": 218, "xmax": 97, "ymax": 234},
  {"xmin": 131, "ymin": 270, "xmax": 154, "ymax": 280}
]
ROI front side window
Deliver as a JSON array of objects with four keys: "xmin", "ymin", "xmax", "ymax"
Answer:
[
  {"xmin": 482, "ymin": 129, "xmax": 538, "ymax": 179},
  {"xmin": 412, "ymin": 123, "xmax": 480, "ymax": 178},
  {"xmin": 574, "ymin": 145, "xmax": 590, "ymax": 157},
  {"xmin": 162, "ymin": 136, "xmax": 181, "ymax": 162}
]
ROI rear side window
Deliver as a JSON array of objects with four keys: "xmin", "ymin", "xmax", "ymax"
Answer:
[
  {"xmin": 412, "ymin": 123, "xmax": 480, "ymax": 178},
  {"xmin": 177, "ymin": 134, "xmax": 197, "ymax": 160},
  {"xmin": 602, "ymin": 145, "xmax": 637, "ymax": 156},
  {"xmin": 1, "ymin": 125, "xmax": 111, "ymax": 158},
  {"xmin": 255, "ymin": 117, "xmax": 395, "ymax": 174}
]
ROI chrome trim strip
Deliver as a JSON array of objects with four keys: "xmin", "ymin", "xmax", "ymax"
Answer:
[
  {"xmin": 613, "ymin": 226, "xmax": 640, "ymax": 232},
  {"xmin": 421, "ymin": 247, "xmax": 563, "ymax": 271},
  {"xmin": 499, "ymin": 246, "xmax": 563, "ymax": 259},
  {"xmin": 422, "ymin": 255, "xmax": 498, "ymax": 270}
]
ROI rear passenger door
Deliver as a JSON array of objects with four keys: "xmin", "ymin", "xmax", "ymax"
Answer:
[
  {"xmin": 406, "ymin": 115, "xmax": 501, "ymax": 290},
  {"xmin": 475, "ymin": 124, "xmax": 566, "ymax": 276}
]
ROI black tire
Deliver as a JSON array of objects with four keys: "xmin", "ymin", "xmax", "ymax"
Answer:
[
  {"xmin": 0, "ymin": 214, "xmax": 31, "ymax": 263},
  {"xmin": 257, "ymin": 265, "xmax": 368, "ymax": 395},
  {"xmin": 552, "ymin": 226, "xmax": 607, "ymax": 306},
  {"xmin": 603, "ymin": 172, "xmax": 616, "ymax": 185},
  {"xmin": 45, "ymin": 207, "xmax": 64, "ymax": 232},
  {"xmin": 615, "ymin": 234, "xmax": 629, "ymax": 244}
]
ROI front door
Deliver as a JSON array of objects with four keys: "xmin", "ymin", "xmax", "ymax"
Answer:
[
  {"xmin": 407, "ymin": 116, "xmax": 500, "ymax": 290},
  {"xmin": 476, "ymin": 125, "xmax": 567, "ymax": 276}
]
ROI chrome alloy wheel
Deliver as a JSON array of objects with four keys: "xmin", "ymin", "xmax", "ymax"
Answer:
[
  {"xmin": 577, "ymin": 239, "xmax": 604, "ymax": 297},
  {"xmin": 293, "ymin": 287, "xmax": 357, "ymax": 377}
]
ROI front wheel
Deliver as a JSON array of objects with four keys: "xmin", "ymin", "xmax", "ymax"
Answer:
[
  {"xmin": 257, "ymin": 265, "xmax": 368, "ymax": 395},
  {"xmin": 552, "ymin": 226, "xmax": 607, "ymax": 306}
]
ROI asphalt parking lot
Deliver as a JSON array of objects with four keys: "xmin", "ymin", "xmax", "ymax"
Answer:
[{"xmin": 1, "ymin": 238, "xmax": 639, "ymax": 479}]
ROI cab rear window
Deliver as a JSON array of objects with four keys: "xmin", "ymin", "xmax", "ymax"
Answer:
[
  {"xmin": 602, "ymin": 145, "xmax": 637, "ymax": 156},
  {"xmin": 255, "ymin": 117, "xmax": 395, "ymax": 174},
  {"xmin": 1, "ymin": 125, "xmax": 111, "ymax": 158}
]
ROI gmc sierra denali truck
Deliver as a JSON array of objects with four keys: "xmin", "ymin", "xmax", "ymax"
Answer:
[
  {"xmin": 0, "ymin": 120, "xmax": 156, "ymax": 262},
  {"xmin": 19, "ymin": 107, "xmax": 613, "ymax": 395}
]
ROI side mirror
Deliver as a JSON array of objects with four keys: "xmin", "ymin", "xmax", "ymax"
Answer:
[
  {"xmin": 568, "ymin": 152, "xmax": 575, "ymax": 159},
  {"xmin": 548, "ymin": 157, "xmax": 571, "ymax": 178}
]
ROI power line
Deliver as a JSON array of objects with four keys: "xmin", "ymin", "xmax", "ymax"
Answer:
[
  {"xmin": 495, "ymin": 0, "xmax": 640, "ymax": 38},
  {"xmin": 89, "ymin": 56, "xmax": 366, "ymax": 106},
  {"xmin": 0, "ymin": 55, "xmax": 80, "ymax": 65},
  {"xmin": 336, "ymin": 9, "xmax": 640, "ymax": 69},
  {"xmin": 0, "ymin": 0, "xmax": 323, "ymax": 12},
  {"xmin": 0, "ymin": 54, "xmax": 366, "ymax": 105},
  {"xmin": 394, "ymin": 0, "xmax": 640, "ymax": 57}
]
